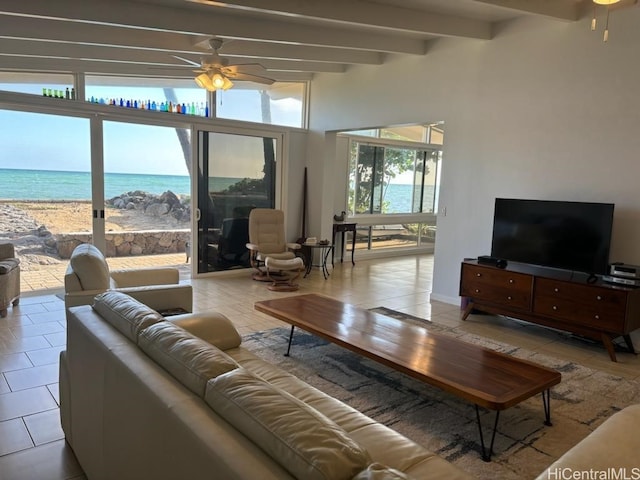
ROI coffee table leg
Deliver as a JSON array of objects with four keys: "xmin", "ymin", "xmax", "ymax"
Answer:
[
  {"xmin": 542, "ymin": 389, "xmax": 552, "ymax": 426},
  {"xmin": 475, "ymin": 405, "xmax": 500, "ymax": 462},
  {"xmin": 284, "ymin": 325, "xmax": 295, "ymax": 357}
]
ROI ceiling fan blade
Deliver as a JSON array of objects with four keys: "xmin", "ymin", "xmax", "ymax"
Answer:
[
  {"xmin": 224, "ymin": 64, "xmax": 267, "ymax": 75},
  {"xmin": 226, "ymin": 72, "xmax": 276, "ymax": 85},
  {"xmin": 171, "ymin": 55, "xmax": 201, "ymax": 67}
]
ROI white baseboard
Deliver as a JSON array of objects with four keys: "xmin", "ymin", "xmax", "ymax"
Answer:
[{"xmin": 429, "ymin": 292, "xmax": 460, "ymax": 306}]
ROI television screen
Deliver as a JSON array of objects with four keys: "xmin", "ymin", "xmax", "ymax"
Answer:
[{"xmin": 490, "ymin": 198, "xmax": 614, "ymax": 274}]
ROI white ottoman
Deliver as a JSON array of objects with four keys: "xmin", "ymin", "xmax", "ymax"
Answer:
[{"xmin": 264, "ymin": 256, "xmax": 304, "ymax": 291}]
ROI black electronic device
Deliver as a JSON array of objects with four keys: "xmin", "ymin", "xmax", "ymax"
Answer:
[
  {"xmin": 602, "ymin": 263, "xmax": 640, "ymax": 287},
  {"xmin": 477, "ymin": 255, "xmax": 508, "ymax": 268},
  {"xmin": 490, "ymin": 198, "xmax": 614, "ymax": 275},
  {"xmin": 609, "ymin": 263, "xmax": 640, "ymax": 279}
]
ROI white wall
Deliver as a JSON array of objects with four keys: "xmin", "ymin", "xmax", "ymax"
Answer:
[
  {"xmin": 283, "ymin": 130, "xmax": 309, "ymax": 242},
  {"xmin": 307, "ymin": 11, "xmax": 640, "ymax": 304}
]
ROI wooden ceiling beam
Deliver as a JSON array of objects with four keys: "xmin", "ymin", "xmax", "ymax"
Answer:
[
  {"xmin": 0, "ymin": 0, "xmax": 428, "ymax": 54},
  {"xmin": 472, "ymin": 0, "xmax": 581, "ymax": 21},
  {"xmin": 187, "ymin": 0, "xmax": 493, "ymax": 39}
]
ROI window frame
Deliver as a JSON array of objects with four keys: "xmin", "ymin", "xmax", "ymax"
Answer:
[{"xmin": 345, "ymin": 134, "xmax": 442, "ymax": 220}]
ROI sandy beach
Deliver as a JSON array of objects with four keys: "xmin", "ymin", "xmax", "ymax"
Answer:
[
  {"xmin": 5, "ymin": 201, "xmax": 187, "ymax": 233},
  {"xmin": 1, "ymin": 201, "xmax": 190, "ymax": 290},
  {"xmin": 2, "ymin": 200, "xmax": 189, "ymax": 263}
]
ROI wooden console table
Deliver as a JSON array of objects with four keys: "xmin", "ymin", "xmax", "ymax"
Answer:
[
  {"xmin": 332, "ymin": 222, "xmax": 356, "ymax": 266},
  {"xmin": 459, "ymin": 260, "xmax": 640, "ymax": 362}
]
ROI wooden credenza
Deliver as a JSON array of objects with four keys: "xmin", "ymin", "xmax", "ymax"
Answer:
[{"xmin": 459, "ymin": 260, "xmax": 640, "ymax": 361}]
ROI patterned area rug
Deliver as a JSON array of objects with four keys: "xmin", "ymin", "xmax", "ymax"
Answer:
[{"xmin": 242, "ymin": 307, "xmax": 639, "ymax": 480}]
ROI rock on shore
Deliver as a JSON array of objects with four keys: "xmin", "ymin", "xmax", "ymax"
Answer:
[
  {"xmin": 0, "ymin": 203, "xmax": 59, "ymax": 270},
  {"xmin": 107, "ymin": 190, "xmax": 190, "ymax": 222}
]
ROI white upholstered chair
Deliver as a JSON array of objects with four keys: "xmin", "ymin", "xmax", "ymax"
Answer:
[
  {"xmin": 246, "ymin": 209, "xmax": 304, "ymax": 291},
  {"xmin": 64, "ymin": 243, "xmax": 192, "ymax": 312}
]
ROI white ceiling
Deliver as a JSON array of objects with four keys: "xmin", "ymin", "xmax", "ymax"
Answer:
[{"xmin": 0, "ymin": 0, "xmax": 605, "ymax": 83}]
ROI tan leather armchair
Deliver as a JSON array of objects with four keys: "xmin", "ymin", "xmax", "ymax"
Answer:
[
  {"xmin": 0, "ymin": 243, "xmax": 20, "ymax": 318},
  {"xmin": 64, "ymin": 243, "xmax": 192, "ymax": 312},
  {"xmin": 246, "ymin": 208, "xmax": 304, "ymax": 290}
]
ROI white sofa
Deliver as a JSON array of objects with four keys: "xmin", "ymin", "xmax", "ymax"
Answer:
[
  {"xmin": 63, "ymin": 243, "xmax": 192, "ymax": 312},
  {"xmin": 60, "ymin": 292, "xmax": 472, "ymax": 480},
  {"xmin": 535, "ymin": 404, "xmax": 640, "ymax": 479}
]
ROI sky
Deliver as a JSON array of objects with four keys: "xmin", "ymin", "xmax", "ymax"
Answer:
[{"xmin": 0, "ymin": 82, "xmax": 302, "ymax": 177}]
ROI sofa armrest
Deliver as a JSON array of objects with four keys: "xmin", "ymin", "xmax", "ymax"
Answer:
[
  {"xmin": 168, "ymin": 311, "xmax": 242, "ymax": 350},
  {"xmin": 65, "ymin": 289, "xmax": 108, "ymax": 309},
  {"xmin": 110, "ymin": 268, "xmax": 180, "ymax": 288},
  {"xmin": 64, "ymin": 284, "xmax": 193, "ymax": 312},
  {"xmin": 246, "ymin": 243, "xmax": 259, "ymax": 252},
  {"xmin": 286, "ymin": 243, "xmax": 301, "ymax": 250},
  {"xmin": 121, "ymin": 284, "xmax": 193, "ymax": 313},
  {"xmin": 535, "ymin": 405, "xmax": 640, "ymax": 479}
]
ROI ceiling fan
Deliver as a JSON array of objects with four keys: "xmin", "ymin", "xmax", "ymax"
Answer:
[{"xmin": 174, "ymin": 38, "xmax": 275, "ymax": 91}]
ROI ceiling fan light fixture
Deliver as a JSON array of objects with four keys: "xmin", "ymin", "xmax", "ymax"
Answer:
[
  {"xmin": 220, "ymin": 76, "xmax": 234, "ymax": 90},
  {"xmin": 195, "ymin": 72, "xmax": 215, "ymax": 91},
  {"xmin": 211, "ymin": 73, "xmax": 226, "ymax": 89},
  {"xmin": 593, "ymin": 0, "xmax": 621, "ymax": 4}
]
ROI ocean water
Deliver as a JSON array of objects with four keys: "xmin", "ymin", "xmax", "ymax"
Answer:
[
  {"xmin": 0, "ymin": 168, "xmax": 435, "ymax": 213},
  {"xmin": 0, "ymin": 168, "xmax": 237, "ymax": 200}
]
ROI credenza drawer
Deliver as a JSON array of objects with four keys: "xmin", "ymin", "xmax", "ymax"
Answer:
[
  {"xmin": 533, "ymin": 278, "xmax": 627, "ymax": 331},
  {"xmin": 460, "ymin": 264, "xmax": 532, "ymax": 310},
  {"xmin": 533, "ymin": 295, "xmax": 625, "ymax": 331},
  {"xmin": 535, "ymin": 278, "xmax": 627, "ymax": 313}
]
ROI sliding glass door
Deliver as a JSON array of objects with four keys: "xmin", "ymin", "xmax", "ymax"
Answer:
[
  {"xmin": 102, "ymin": 121, "xmax": 191, "ymax": 264},
  {"xmin": 196, "ymin": 129, "xmax": 279, "ymax": 273},
  {"xmin": 0, "ymin": 109, "xmax": 91, "ymax": 290}
]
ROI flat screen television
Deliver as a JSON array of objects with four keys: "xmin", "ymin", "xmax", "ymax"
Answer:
[{"xmin": 490, "ymin": 198, "xmax": 614, "ymax": 274}]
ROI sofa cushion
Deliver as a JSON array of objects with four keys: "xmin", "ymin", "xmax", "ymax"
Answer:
[
  {"xmin": 205, "ymin": 368, "xmax": 370, "ymax": 480},
  {"xmin": 92, "ymin": 292, "xmax": 164, "ymax": 343},
  {"xmin": 70, "ymin": 243, "xmax": 110, "ymax": 290},
  {"xmin": 139, "ymin": 321, "xmax": 239, "ymax": 397},
  {"xmin": 352, "ymin": 464, "xmax": 413, "ymax": 480}
]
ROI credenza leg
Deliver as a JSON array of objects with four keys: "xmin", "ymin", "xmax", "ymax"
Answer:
[
  {"xmin": 542, "ymin": 389, "xmax": 552, "ymax": 426},
  {"xmin": 461, "ymin": 302, "xmax": 475, "ymax": 321},
  {"xmin": 475, "ymin": 405, "xmax": 500, "ymax": 462},
  {"xmin": 284, "ymin": 325, "xmax": 295, "ymax": 357},
  {"xmin": 601, "ymin": 334, "xmax": 618, "ymax": 362}
]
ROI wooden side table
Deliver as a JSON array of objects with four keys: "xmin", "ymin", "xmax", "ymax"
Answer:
[{"xmin": 332, "ymin": 223, "xmax": 356, "ymax": 266}]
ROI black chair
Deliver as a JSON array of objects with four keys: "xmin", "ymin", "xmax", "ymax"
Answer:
[{"xmin": 209, "ymin": 217, "xmax": 250, "ymax": 269}]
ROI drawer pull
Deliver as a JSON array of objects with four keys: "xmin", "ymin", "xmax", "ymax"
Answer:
[
  {"xmin": 554, "ymin": 288, "xmax": 559, "ymax": 293},
  {"xmin": 474, "ymin": 289, "xmax": 480, "ymax": 293},
  {"xmin": 509, "ymin": 279, "xmax": 514, "ymax": 284},
  {"xmin": 507, "ymin": 296, "xmax": 512, "ymax": 300},
  {"xmin": 552, "ymin": 305, "xmax": 558, "ymax": 311},
  {"xmin": 596, "ymin": 295, "xmax": 602, "ymax": 301},
  {"xmin": 594, "ymin": 314, "xmax": 600, "ymax": 320},
  {"xmin": 476, "ymin": 273, "xmax": 482, "ymax": 277}
]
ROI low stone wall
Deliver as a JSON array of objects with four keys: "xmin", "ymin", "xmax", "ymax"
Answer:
[{"xmin": 56, "ymin": 230, "xmax": 190, "ymax": 259}]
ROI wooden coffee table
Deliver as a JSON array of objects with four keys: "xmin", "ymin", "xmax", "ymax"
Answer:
[{"xmin": 254, "ymin": 293, "xmax": 562, "ymax": 461}]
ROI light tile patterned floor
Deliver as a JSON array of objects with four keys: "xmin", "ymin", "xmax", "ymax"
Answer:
[
  {"xmin": 1, "ymin": 254, "xmax": 640, "ymax": 479},
  {"xmin": 20, "ymin": 253, "xmax": 189, "ymax": 292}
]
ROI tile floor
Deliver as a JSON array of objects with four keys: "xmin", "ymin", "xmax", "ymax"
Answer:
[{"xmin": 1, "ymin": 254, "xmax": 640, "ymax": 479}]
